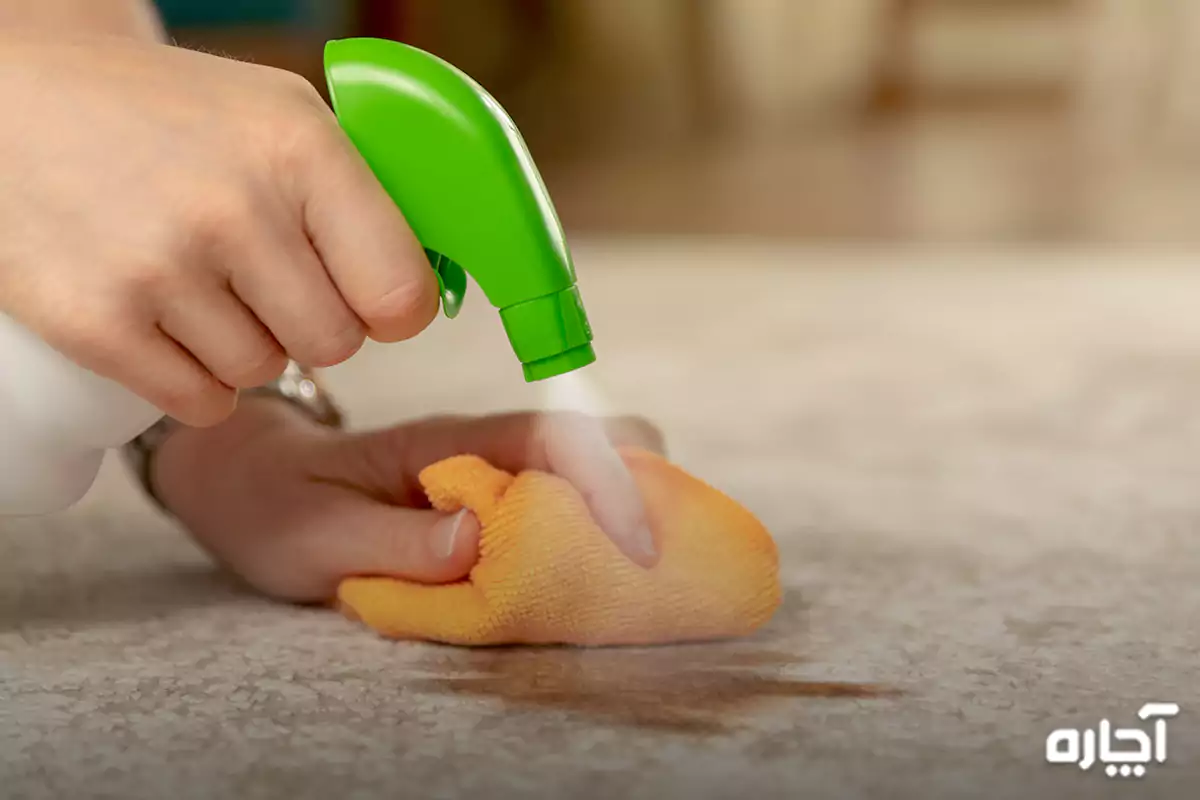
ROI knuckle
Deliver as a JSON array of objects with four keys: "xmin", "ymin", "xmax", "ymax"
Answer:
[
  {"xmin": 386, "ymin": 530, "xmax": 421, "ymax": 572},
  {"xmin": 156, "ymin": 377, "xmax": 236, "ymax": 427},
  {"xmin": 612, "ymin": 415, "xmax": 665, "ymax": 452},
  {"xmin": 359, "ymin": 280, "xmax": 438, "ymax": 341},
  {"xmin": 269, "ymin": 106, "xmax": 340, "ymax": 174},
  {"xmin": 292, "ymin": 320, "xmax": 365, "ymax": 367},
  {"xmin": 117, "ymin": 259, "xmax": 177, "ymax": 301},
  {"xmin": 182, "ymin": 186, "xmax": 257, "ymax": 254},
  {"xmin": 217, "ymin": 346, "xmax": 288, "ymax": 389}
]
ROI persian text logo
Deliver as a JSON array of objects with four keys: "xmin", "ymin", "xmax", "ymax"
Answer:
[{"xmin": 1045, "ymin": 703, "xmax": 1180, "ymax": 779}]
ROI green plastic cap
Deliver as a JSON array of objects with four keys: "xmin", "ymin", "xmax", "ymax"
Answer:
[{"xmin": 499, "ymin": 286, "xmax": 596, "ymax": 382}]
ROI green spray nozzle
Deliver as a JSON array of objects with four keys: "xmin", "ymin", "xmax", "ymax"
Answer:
[{"xmin": 324, "ymin": 38, "xmax": 595, "ymax": 382}]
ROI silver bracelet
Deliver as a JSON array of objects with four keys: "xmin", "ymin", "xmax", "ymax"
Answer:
[{"xmin": 122, "ymin": 362, "xmax": 345, "ymax": 512}]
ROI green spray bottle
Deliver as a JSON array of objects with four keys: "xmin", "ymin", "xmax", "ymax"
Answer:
[{"xmin": 324, "ymin": 37, "xmax": 595, "ymax": 382}]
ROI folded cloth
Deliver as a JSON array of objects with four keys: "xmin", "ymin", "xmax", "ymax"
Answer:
[{"xmin": 338, "ymin": 447, "xmax": 781, "ymax": 646}]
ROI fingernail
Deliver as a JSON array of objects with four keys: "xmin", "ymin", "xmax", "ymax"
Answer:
[{"xmin": 434, "ymin": 509, "xmax": 468, "ymax": 560}]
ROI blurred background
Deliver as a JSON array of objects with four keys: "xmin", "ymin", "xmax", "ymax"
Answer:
[{"xmin": 157, "ymin": 0, "xmax": 1200, "ymax": 244}]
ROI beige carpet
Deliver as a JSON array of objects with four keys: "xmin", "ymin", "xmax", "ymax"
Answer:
[{"xmin": 2, "ymin": 242, "xmax": 1198, "ymax": 799}]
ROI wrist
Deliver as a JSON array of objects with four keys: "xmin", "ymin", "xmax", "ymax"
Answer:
[{"xmin": 126, "ymin": 364, "xmax": 345, "ymax": 513}]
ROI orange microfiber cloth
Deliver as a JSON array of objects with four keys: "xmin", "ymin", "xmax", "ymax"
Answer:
[{"xmin": 337, "ymin": 448, "xmax": 781, "ymax": 646}]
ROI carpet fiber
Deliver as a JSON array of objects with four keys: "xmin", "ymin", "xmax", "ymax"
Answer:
[{"xmin": 2, "ymin": 243, "xmax": 1198, "ymax": 799}]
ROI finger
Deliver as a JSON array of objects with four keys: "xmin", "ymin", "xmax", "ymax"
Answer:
[
  {"xmin": 58, "ymin": 322, "xmax": 236, "ymax": 427},
  {"xmin": 599, "ymin": 416, "xmax": 668, "ymax": 457},
  {"xmin": 295, "ymin": 120, "xmax": 439, "ymax": 343},
  {"xmin": 349, "ymin": 412, "xmax": 663, "ymax": 502},
  {"xmin": 412, "ymin": 412, "xmax": 663, "ymax": 477},
  {"xmin": 300, "ymin": 497, "xmax": 480, "ymax": 586},
  {"xmin": 528, "ymin": 413, "xmax": 659, "ymax": 567},
  {"xmin": 381, "ymin": 411, "xmax": 664, "ymax": 567},
  {"xmin": 226, "ymin": 210, "xmax": 367, "ymax": 368},
  {"xmin": 402, "ymin": 412, "xmax": 664, "ymax": 470},
  {"xmin": 158, "ymin": 282, "xmax": 288, "ymax": 388}
]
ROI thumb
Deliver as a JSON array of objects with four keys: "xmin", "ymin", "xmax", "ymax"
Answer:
[{"xmin": 319, "ymin": 498, "xmax": 481, "ymax": 585}]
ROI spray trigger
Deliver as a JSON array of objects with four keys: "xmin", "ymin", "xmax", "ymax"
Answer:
[{"xmin": 425, "ymin": 248, "xmax": 467, "ymax": 319}]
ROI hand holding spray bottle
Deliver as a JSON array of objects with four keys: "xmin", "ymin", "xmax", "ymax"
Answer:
[{"xmin": 0, "ymin": 39, "xmax": 596, "ymax": 516}]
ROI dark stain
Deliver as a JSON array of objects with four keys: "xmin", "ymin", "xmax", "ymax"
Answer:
[{"xmin": 409, "ymin": 640, "xmax": 898, "ymax": 735}]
